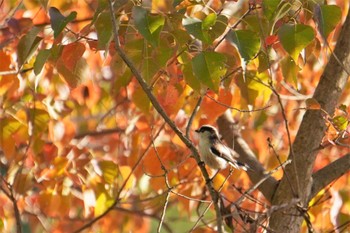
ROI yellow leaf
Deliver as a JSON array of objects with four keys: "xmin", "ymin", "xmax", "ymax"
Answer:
[
  {"xmin": 119, "ymin": 166, "xmax": 135, "ymax": 191},
  {"xmin": 212, "ymin": 173, "xmax": 228, "ymax": 191}
]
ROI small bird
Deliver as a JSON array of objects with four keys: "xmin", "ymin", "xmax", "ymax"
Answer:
[{"xmin": 195, "ymin": 125, "xmax": 249, "ymax": 171}]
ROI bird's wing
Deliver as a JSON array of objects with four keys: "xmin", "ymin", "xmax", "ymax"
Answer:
[{"xmin": 210, "ymin": 144, "xmax": 249, "ymax": 171}]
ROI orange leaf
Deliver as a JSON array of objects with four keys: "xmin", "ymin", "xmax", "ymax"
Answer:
[
  {"xmin": 201, "ymin": 88, "xmax": 232, "ymax": 120},
  {"xmin": 62, "ymin": 42, "xmax": 86, "ymax": 72}
]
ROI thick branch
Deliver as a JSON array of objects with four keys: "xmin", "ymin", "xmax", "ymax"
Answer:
[
  {"xmin": 269, "ymin": 8, "xmax": 350, "ymax": 232},
  {"xmin": 217, "ymin": 112, "xmax": 278, "ymax": 202},
  {"xmin": 311, "ymin": 153, "xmax": 350, "ymax": 198}
]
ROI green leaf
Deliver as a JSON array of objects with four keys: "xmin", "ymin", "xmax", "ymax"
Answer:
[
  {"xmin": 202, "ymin": 13, "xmax": 217, "ymax": 30},
  {"xmin": 262, "ymin": 0, "xmax": 281, "ymax": 20},
  {"xmin": 314, "ymin": 5, "xmax": 341, "ymax": 40},
  {"xmin": 0, "ymin": 118, "xmax": 22, "ymax": 139},
  {"xmin": 49, "ymin": 7, "xmax": 77, "ymax": 38},
  {"xmin": 125, "ymin": 38, "xmax": 173, "ymax": 83},
  {"xmin": 28, "ymin": 108, "xmax": 50, "ymax": 137},
  {"xmin": 17, "ymin": 26, "xmax": 42, "ymax": 68},
  {"xmin": 278, "ymin": 24, "xmax": 315, "ymax": 62},
  {"xmin": 332, "ymin": 116, "xmax": 349, "ymax": 131},
  {"xmin": 281, "ymin": 56, "xmax": 300, "ymax": 86},
  {"xmin": 227, "ymin": 30, "xmax": 260, "ymax": 62},
  {"xmin": 34, "ymin": 49, "xmax": 51, "ymax": 75},
  {"xmin": 182, "ymin": 62, "xmax": 200, "ymax": 93},
  {"xmin": 133, "ymin": 85, "xmax": 151, "ymax": 114},
  {"xmin": 97, "ymin": 161, "xmax": 119, "ymax": 184},
  {"xmin": 183, "ymin": 17, "xmax": 208, "ymax": 43},
  {"xmin": 192, "ymin": 51, "xmax": 227, "ymax": 92},
  {"xmin": 132, "ymin": 6, "xmax": 165, "ymax": 47},
  {"xmin": 95, "ymin": 11, "xmax": 113, "ymax": 50},
  {"xmin": 257, "ymin": 52, "xmax": 269, "ymax": 73},
  {"xmin": 208, "ymin": 14, "xmax": 228, "ymax": 41},
  {"xmin": 237, "ymin": 71, "xmax": 272, "ymax": 106}
]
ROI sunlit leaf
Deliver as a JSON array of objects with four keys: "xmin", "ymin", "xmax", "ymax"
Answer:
[
  {"xmin": 278, "ymin": 24, "xmax": 315, "ymax": 62},
  {"xmin": 53, "ymin": 156, "xmax": 69, "ymax": 176},
  {"xmin": 94, "ymin": 185, "xmax": 114, "ymax": 216},
  {"xmin": 49, "ymin": 7, "xmax": 77, "ymax": 38},
  {"xmin": 237, "ymin": 71, "xmax": 273, "ymax": 106},
  {"xmin": 281, "ymin": 56, "xmax": 300, "ymax": 86},
  {"xmin": 332, "ymin": 115, "xmax": 349, "ymax": 131},
  {"xmin": 202, "ymin": 13, "xmax": 217, "ymax": 30},
  {"xmin": 119, "ymin": 166, "xmax": 135, "ymax": 191},
  {"xmin": 28, "ymin": 108, "xmax": 50, "ymax": 137},
  {"xmin": 314, "ymin": 4, "xmax": 341, "ymax": 40},
  {"xmin": 97, "ymin": 160, "xmax": 119, "ymax": 184},
  {"xmin": 192, "ymin": 51, "xmax": 227, "ymax": 92},
  {"xmin": 132, "ymin": 6, "xmax": 165, "ymax": 47},
  {"xmin": 17, "ymin": 26, "xmax": 42, "ymax": 68}
]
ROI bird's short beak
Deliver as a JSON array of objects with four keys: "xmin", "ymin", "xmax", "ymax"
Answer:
[{"xmin": 195, "ymin": 129, "xmax": 199, "ymax": 133}]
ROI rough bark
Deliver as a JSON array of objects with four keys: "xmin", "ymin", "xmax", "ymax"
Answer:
[
  {"xmin": 269, "ymin": 10, "xmax": 350, "ymax": 232},
  {"xmin": 217, "ymin": 112, "xmax": 279, "ymax": 202}
]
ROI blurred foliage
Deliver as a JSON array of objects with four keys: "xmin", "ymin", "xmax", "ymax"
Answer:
[{"xmin": 0, "ymin": 0, "xmax": 349, "ymax": 232}]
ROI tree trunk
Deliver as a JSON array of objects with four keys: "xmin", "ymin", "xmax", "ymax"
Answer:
[{"xmin": 269, "ymin": 9, "xmax": 350, "ymax": 232}]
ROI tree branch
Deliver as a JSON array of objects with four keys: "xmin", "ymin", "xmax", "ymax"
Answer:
[
  {"xmin": 217, "ymin": 111, "xmax": 279, "ymax": 202},
  {"xmin": 310, "ymin": 153, "xmax": 350, "ymax": 198},
  {"xmin": 269, "ymin": 8, "xmax": 350, "ymax": 232},
  {"xmin": 107, "ymin": 0, "xmax": 224, "ymax": 232}
]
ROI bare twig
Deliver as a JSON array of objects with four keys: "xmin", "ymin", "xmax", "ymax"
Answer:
[
  {"xmin": 269, "ymin": 82, "xmax": 300, "ymax": 198},
  {"xmin": 234, "ymin": 159, "xmax": 292, "ymax": 206},
  {"xmin": 206, "ymin": 93, "xmax": 271, "ymax": 113},
  {"xmin": 186, "ymin": 95, "xmax": 203, "ymax": 137},
  {"xmin": 0, "ymin": 178, "xmax": 22, "ymax": 233}
]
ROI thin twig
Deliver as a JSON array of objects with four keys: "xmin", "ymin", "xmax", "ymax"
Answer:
[
  {"xmin": 0, "ymin": 178, "xmax": 22, "ymax": 233},
  {"xmin": 151, "ymin": 130, "xmax": 171, "ymax": 233},
  {"xmin": 234, "ymin": 159, "xmax": 292, "ymax": 206},
  {"xmin": 186, "ymin": 95, "xmax": 203, "ymax": 137},
  {"xmin": 269, "ymin": 82, "xmax": 300, "ymax": 198},
  {"xmin": 214, "ymin": 5, "xmax": 256, "ymax": 50},
  {"xmin": 205, "ymin": 93, "xmax": 271, "ymax": 113}
]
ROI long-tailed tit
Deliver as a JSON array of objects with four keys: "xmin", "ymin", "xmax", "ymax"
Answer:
[{"xmin": 195, "ymin": 125, "xmax": 249, "ymax": 171}]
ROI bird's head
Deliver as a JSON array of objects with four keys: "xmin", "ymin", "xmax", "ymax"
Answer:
[{"xmin": 195, "ymin": 125, "xmax": 219, "ymax": 140}]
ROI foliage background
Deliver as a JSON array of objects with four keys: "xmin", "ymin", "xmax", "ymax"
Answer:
[{"xmin": 0, "ymin": 0, "xmax": 349, "ymax": 232}]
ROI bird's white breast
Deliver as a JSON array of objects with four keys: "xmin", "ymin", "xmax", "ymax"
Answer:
[{"xmin": 198, "ymin": 135, "xmax": 227, "ymax": 170}]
